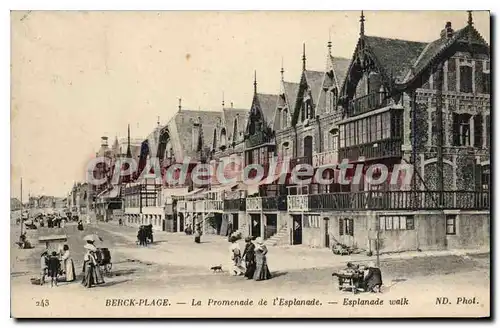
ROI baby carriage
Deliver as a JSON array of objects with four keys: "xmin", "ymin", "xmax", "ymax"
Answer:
[{"xmin": 95, "ymin": 248, "xmax": 112, "ymax": 274}]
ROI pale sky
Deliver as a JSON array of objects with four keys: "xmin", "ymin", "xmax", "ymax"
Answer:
[{"xmin": 10, "ymin": 10, "xmax": 490, "ymax": 200}]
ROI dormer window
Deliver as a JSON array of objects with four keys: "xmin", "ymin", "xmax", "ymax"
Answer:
[
  {"xmin": 220, "ymin": 129, "xmax": 227, "ymax": 150},
  {"xmin": 459, "ymin": 59, "xmax": 473, "ymax": 93},
  {"xmin": 282, "ymin": 108, "xmax": 288, "ymax": 128}
]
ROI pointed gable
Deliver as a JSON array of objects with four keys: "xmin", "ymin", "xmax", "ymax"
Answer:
[
  {"xmin": 401, "ymin": 24, "xmax": 489, "ymax": 87},
  {"xmin": 222, "ymin": 107, "xmax": 247, "ymax": 142},
  {"xmin": 273, "ymin": 81, "xmax": 299, "ymax": 131},
  {"xmin": 256, "ymin": 93, "xmax": 278, "ymax": 127}
]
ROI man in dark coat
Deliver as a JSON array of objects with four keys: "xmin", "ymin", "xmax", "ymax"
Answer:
[
  {"xmin": 242, "ymin": 236, "xmax": 256, "ymax": 279},
  {"xmin": 363, "ymin": 262, "xmax": 383, "ymax": 293}
]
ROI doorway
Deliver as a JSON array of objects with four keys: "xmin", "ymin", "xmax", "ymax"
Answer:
[
  {"xmin": 179, "ymin": 213, "xmax": 184, "ymax": 232},
  {"xmin": 251, "ymin": 214, "xmax": 261, "ymax": 238},
  {"xmin": 232, "ymin": 213, "xmax": 239, "ymax": 231},
  {"xmin": 304, "ymin": 136, "xmax": 313, "ymax": 160},
  {"xmin": 265, "ymin": 214, "xmax": 277, "ymax": 239},
  {"xmin": 292, "ymin": 215, "xmax": 302, "ymax": 245}
]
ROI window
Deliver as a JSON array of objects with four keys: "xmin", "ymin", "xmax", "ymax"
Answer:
[
  {"xmin": 379, "ymin": 216, "xmax": 415, "ymax": 231},
  {"xmin": 382, "ymin": 112, "xmax": 391, "ymax": 139},
  {"xmin": 473, "ymin": 115, "xmax": 483, "ymax": 148},
  {"xmin": 339, "ymin": 125, "xmax": 345, "ymax": 148},
  {"xmin": 375, "ymin": 114, "xmax": 382, "ymax": 140},
  {"xmin": 370, "ymin": 116, "xmax": 377, "ymax": 142},
  {"xmin": 482, "ymin": 60, "xmax": 490, "ymax": 94},
  {"xmin": 446, "ymin": 215, "xmax": 456, "ymax": 235},
  {"xmin": 482, "ymin": 166, "xmax": 490, "ymax": 191},
  {"xmin": 391, "ymin": 110, "xmax": 403, "ymax": 138},
  {"xmin": 283, "ymin": 109, "xmax": 288, "ymax": 128},
  {"xmin": 220, "ymin": 129, "xmax": 227, "ymax": 149},
  {"xmin": 459, "ymin": 63, "xmax": 473, "ymax": 93},
  {"xmin": 453, "ymin": 113, "xmax": 471, "ymax": 146},
  {"xmin": 339, "ymin": 218, "xmax": 354, "ymax": 236}
]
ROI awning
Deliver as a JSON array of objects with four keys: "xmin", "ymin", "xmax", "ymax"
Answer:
[
  {"xmin": 97, "ymin": 188, "xmax": 120, "ymax": 200},
  {"xmin": 162, "ymin": 187, "xmax": 188, "ymax": 204},
  {"xmin": 172, "ymin": 188, "xmax": 205, "ymax": 200}
]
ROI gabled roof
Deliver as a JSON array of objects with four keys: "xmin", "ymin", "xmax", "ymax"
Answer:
[
  {"xmin": 363, "ymin": 35, "xmax": 428, "ymax": 82},
  {"xmin": 222, "ymin": 107, "xmax": 247, "ymax": 141},
  {"xmin": 304, "ymin": 70, "xmax": 324, "ymax": 104},
  {"xmin": 283, "ymin": 82, "xmax": 300, "ymax": 108},
  {"xmin": 170, "ymin": 109, "xmax": 222, "ymax": 160},
  {"xmin": 256, "ymin": 93, "xmax": 278, "ymax": 127},
  {"xmin": 401, "ymin": 25, "xmax": 489, "ymax": 86}
]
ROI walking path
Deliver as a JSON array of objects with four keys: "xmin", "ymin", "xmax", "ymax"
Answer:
[{"xmin": 99, "ymin": 222, "xmax": 489, "ymax": 272}]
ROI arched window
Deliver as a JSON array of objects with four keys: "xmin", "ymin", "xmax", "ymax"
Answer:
[
  {"xmin": 281, "ymin": 141, "xmax": 290, "ymax": 159},
  {"xmin": 283, "ymin": 109, "xmax": 288, "ymax": 128},
  {"xmin": 220, "ymin": 128, "xmax": 227, "ymax": 150}
]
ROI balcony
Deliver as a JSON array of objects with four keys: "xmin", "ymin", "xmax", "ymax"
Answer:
[
  {"xmin": 347, "ymin": 91, "xmax": 388, "ymax": 117},
  {"xmin": 339, "ymin": 138, "xmax": 402, "ymax": 162},
  {"xmin": 245, "ymin": 132, "xmax": 274, "ymax": 149},
  {"xmin": 287, "ymin": 195, "xmax": 309, "ymax": 212},
  {"xmin": 261, "ymin": 195, "xmax": 287, "ymax": 211},
  {"xmin": 224, "ymin": 198, "xmax": 246, "ymax": 212},
  {"xmin": 290, "ymin": 156, "xmax": 312, "ymax": 168},
  {"xmin": 313, "ymin": 150, "xmax": 338, "ymax": 167},
  {"xmin": 307, "ymin": 191, "xmax": 490, "ymax": 211},
  {"xmin": 205, "ymin": 200, "xmax": 223, "ymax": 212},
  {"xmin": 194, "ymin": 200, "xmax": 206, "ymax": 212},
  {"xmin": 246, "ymin": 197, "xmax": 263, "ymax": 211}
]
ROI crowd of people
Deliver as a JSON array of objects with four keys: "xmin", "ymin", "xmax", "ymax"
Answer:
[
  {"xmin": 229, "ymin": 236, "xmax": 272, "ymax": 281},
  {"xmin": 137, "ymin": 224, "xmax": 154, "ymax": 246}
]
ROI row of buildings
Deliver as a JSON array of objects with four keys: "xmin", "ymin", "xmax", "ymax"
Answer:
[{"xmin": 70, "ymin": 12, "xmax": 490, "ymax": 253}]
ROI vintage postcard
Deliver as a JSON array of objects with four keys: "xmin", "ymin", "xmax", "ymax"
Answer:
[{"xmin": 10, "ymin": 10, "xmax": 490, "ymax": 318}]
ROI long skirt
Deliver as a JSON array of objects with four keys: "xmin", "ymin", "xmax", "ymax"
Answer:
[
  {"xmin": 65, "ymin": 258, "xmax": 76, "ymax": 282},
  {"xmin": 82, "ymin": 262, "xmax": 95, "ymax": 288},
  {"xmin": 253, "ymin": 256, "xmax": 272, "ymax": 281},
  {"xmin": 244, "ymin": 260, "xmax": 256, "ymax": 279}
]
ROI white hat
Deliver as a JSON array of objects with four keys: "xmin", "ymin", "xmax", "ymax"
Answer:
[
  {"xmin": 84, "ymin": 244, "xmax": 97, "ymax": 252},
  {"xmin": 255, "ymin": 237, "xmax": 264, "ymax": 245}
]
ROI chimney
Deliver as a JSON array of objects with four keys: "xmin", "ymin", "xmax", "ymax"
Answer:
[
  {"xmin": 101, "ymin": 136, "xmax": 108, "ymax": 147},
  {"xmin": 440, "ymin": 22, "xmax": 454, "ymax": 39}
]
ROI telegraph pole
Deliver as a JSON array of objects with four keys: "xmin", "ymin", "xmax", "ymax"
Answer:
[{"xmin": 20, "ymin": 178, "xmax": 24, "ymax": 235}]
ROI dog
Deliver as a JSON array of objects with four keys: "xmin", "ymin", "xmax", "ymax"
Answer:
[{"xmin": 210, "ymin": 265, "xmax": 223, "ymax": 273}]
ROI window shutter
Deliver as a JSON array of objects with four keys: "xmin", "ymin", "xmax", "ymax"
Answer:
[
  {"xmin": 339, "ymin": 218, "xmax": 344, "ymax": 236},
  {"xmin": 348, "ymin": 219, "xmax": 354, "ymax": 236},
  {"xmin": 452, "ymin": 114, "xmax": 460, "ymax": 146}
]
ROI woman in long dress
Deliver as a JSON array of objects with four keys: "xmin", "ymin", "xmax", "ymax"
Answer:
[
  {"xmin": 253, "ymin": 237, "xmax": 272, "ymax": 281},
  {"xmin": 242, "ymin": 236, "xmax": 256, "ymax": 279},
  {"xmin": 81, "ymin": 244, "xmax": 104, "ymax": 288},
  {"xmin": 61, "ymin": 244, "xmax": 75, "ymax": 282}
]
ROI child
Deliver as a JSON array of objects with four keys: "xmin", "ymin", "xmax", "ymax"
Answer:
[{"xmin": 47, "ymin": 251, "xmax": 61, "ymax": 287}]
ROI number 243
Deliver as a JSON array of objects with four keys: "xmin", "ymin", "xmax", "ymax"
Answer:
[{"xmin": 35, "ymin": 299, "xmax": 49, "ymax": 307}]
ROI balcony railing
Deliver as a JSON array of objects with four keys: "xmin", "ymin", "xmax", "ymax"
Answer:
[
  {"xmin": 339, "ymin": 138, "xmax": 402, "ymax": 162},
  {"xmin": 246, "ymin": 197, "xmax": 263, "ymax": 211},
  {"xmin": 287, "ymin": 195, "xmax": 309, "ymax": 212},
  {"xmin": 205, "ymin": 200, "xmax": 223, "ymax": 212},
  {"xmin": 245, "ymin": 132, "xmax": 274, "ymax": 149},
  {"xmin": 194, "ymin": 200, "xmax": 206, "ymax": 212},
  {"xmin": 313, "ymin": 150, "xmax": 338, "ymax": 167},
  {"xmin": 290, "ymin": 156, "xmax": 313, "ymax": 168},
  {"xmin": 347, "ymin": 91, "xmax": 388, "ymax": 117},
  {"xmin": 224, "ymin": 198, "xmax": 246, "ymax": 212},
  {"xmin": 261, "ymin": 195, "xmax": 288, "ymax": 211},
  {"xmin": 307, "ymin": 191, "xmax": 490, "ymax": 211},
  {"xmin": 177, "ymin": 200, "xmax": 186, "ymax": 212}
]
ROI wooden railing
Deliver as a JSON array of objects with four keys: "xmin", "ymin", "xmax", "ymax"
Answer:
[
  {"xmin": 194, "ymin": 200, "xmax": 206, "ymax": 212},
  {"xmin": 307, "ymin": 191, "xmax": 490, "ymax": 211},
  {"xmin": 313, "ymin": 150, "xmax": 338, "ymax": 167},
  {"xmin": 261, "ymin": 195, "xmax": 287, "ymax": 211},
  {"xmin": 347, "ymin": 91, "xmax": 388, "ymax": 117},
  {"xmin": 205, "ymin": 200, "xmax": 223, "ymax": 212},
  {"xmin": 224, "ymin": 198, "xmax": 246, "ymax": 212},
  {"xmin": 246, "ymin": 197, "xmax": 263, "ymax": 211},
  {"xmin": 287, "ymin": 195, "xmax": 309, "ymax": 212},
  {"xmin": 339, "ymin": 138, "xmax": 402, "ymax": 162}
]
